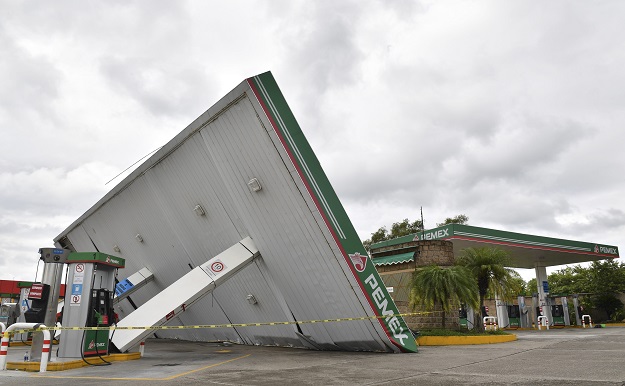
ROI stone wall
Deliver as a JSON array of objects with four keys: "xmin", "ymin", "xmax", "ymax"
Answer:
[
  {"xmin": 376, "ymin": 240, "xmax": 459, "ymax": 330},
  {"xmin": 415, "ymin": 240, "xmax": 454, "ymax": 267},
  {"xmin": 371, "ymin": 239, "xmax": 454, "ymax": 266}
]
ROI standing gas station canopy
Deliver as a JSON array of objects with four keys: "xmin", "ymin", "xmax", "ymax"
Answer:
[
  {"xmin": 370, "ymin": 224, "xmax": 619, "ymax": 269},
  {"xmin": 55, "ymin": 72, "xmax": 417, "ymax": 353}
]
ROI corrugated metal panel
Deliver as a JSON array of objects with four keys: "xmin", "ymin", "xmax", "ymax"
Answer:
[
  {"xmin": 196, "ymin": 95, "xmax": 386, "ymax": 350},
  {"xmin": 55, "ymin": 72, "xmax": 416, "ymax": 352}
]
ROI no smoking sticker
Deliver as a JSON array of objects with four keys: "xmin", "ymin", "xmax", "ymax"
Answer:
[{"xmin": 70, "ymin": 294, "xmax": 82, "ymax": 307}]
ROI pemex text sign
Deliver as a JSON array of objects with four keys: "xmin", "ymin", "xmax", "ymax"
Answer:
[
  {"xmin": 413, "ymin": 226, "xmax": 452, "ymax": 241},
  {"xmin": 248, "ymin": 72, "xmax": 418, "ymax": 352},
  {"xmin": 349, "ymin": 252, "xmax": 414, "ymax": 349}
]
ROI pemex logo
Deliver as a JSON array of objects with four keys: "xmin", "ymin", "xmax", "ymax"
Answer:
[
  {"xmin": 594, "ymin": 245, "xmax": 599, "ymax": 253},
  {"xmin": 349, "ymin": 253, "xmax": 367, "ymax": 272},
  {"xmin": 88, "ymin": 340, "xmax": 95, "ymax": 349}
]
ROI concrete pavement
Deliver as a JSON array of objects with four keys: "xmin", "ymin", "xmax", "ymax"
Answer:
[{"xmin": 1, "ymin": 327, "xmax": 624, "ymax": 385}]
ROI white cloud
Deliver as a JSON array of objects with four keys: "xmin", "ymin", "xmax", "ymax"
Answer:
[{"xmin": 1, "ymin": 0, "xmax": 624, "ymax": 282}]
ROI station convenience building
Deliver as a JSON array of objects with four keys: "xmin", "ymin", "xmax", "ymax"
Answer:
[{"xmin": 369, "ymin": 224, "xmax": 620, "ymax": 328}]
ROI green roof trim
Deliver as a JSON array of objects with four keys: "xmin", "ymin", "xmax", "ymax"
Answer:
[
  {"xmin": 373, "ymin": 252, "xmax": 415, "ymax": 266},
  {"xmin": 370, "ymin": 224, "xmax": 619, "ymax": 259},
  {"xmin": 369, "ymin": 234, "xmax": 416, "ymax": 249},
  {"xmin": 248, "ymin": 73, "xmax": 418, "ymax": 353},
  {"xmin": 67, "ymin": 252, "xmax": 125, "ymax": 268}
]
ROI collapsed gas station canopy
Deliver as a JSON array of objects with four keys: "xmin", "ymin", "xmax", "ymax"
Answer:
[
  {"xmin": 55, "ymin": 72, "xmax": 417, "ymax": 353},
  {"xmin": 370, "ymin": 224, "xmax": 619, "ymax": 269}
]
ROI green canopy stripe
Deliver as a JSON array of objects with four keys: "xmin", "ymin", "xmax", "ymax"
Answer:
[{"xmin": 373, "ymin": 252, "xmax": 415, "ymax": 266}]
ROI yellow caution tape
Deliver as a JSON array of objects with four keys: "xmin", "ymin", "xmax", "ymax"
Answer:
[{"xmin": 3, "ymin": 312, "xmax": 431, "ymax": 335}]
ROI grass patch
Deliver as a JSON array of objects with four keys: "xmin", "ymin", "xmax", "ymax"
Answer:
[{"xmin": 417, "ymin": 328, "xmax": 511, "ymax": 337}]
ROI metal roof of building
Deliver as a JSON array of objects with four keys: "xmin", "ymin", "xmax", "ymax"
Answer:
[
  {"xmin": 370, "ymin": 224, "xmax": 619, "ymax": 269},
  {"xmin": 54, "ymin": 72, "xmax": 417, "ymax": 353}
]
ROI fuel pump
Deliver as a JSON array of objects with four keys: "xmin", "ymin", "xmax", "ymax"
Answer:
[
  {"xmin": 532, "ymin": 293, "xmax": 540, "ymax": 328},
  {"xmin": 459, "ymin": 304, "xmax": 468, "ymax": 328},
  {"xmin": 551, "ymin": 302, "xmax": 565, "ymax": 326},
  {"xmin": 506, "ymin": 305, "xmax": 521, "ymax": 328},
  {"xmin": 495, "ymin": 295, "xmax": 509, "ymax": 328},
  {"xmin": 572, "ymin": 295, "xmax": 582, "ymax": 326},
  {"xmin": 57, "ymin": 252, "xmax": 124, "ymax": 359},
  {"xmin": 28, "ymin": 248, "xmax": 70, "ymax": 362},
  {"xmin": 532, "ymin": 295, "xmax": 570, "ymax": 327},
  {"xmin": 23, "ymin": 283, "xmax": 50, "ymax": 323},
  {"xmin": 549, "ymin": 296, "xmax": 570, "ymax": 326},
  {"xmin": 517, "ymin": 296, "xmax": 531, "ymax": 328},
  {"xmin": 87, "ymin": 289, "xmax": 115, "ymax": 327},
  {"xmin": 83, "ymin": 289, "xmax": 116, "ymax": 356}
]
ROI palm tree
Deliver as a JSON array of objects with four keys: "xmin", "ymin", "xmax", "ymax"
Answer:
[
  {"xmin": 456, "ymin": 247, "xmax": 516, "ymax": 331},
  {"xmin": 487, "ymin": 270, "xmax": 526, "ymax": 299},
  {"xmin": 409, "ymin": 265, "xmax": 479, "ymax": 329}
]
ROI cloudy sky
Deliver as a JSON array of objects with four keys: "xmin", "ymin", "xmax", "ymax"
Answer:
[{"xmin": 2, "ymin": 1, "xmax": 624, "ymax": 283}]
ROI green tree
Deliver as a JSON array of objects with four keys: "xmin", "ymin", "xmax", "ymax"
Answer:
[
  {"xmin": 363, "ymin": 215, "xmax": 468, "ymax": 250},
  {"xmin": 546, "ymin": 260, "xmax": 625, "ymax": 320},
  {"xmin": 527, "ymin": 278, "xmax": 537, "ymax": 295},
  {"xmin": 547, "ymin": 266, "xmax": 585, "ymax": 295},
  {"xmin": 363, "ymin": 218, "xmax": 423, "ymax": 250},
  {"xmin": 409, "ymin": 265, "xmax": 479, "ymax": 329},
  {"xmin": 437, "ymin": 214, "xmax": 469, "ymax": 227},
  {"xmin": 390, "ymin": 218, "xmax": 424, "ymax": 238},
  {"xmin": 586, "ymin": 260, "xmax": 625, "ymax": 319},
  {"xmin": 490, "ymin": 270, "xmax": 526, "ymax": 299},
  {"xmin": 457, "ymin": 247, "xmax": 517, "ymax": 331},
  {"xmin": 587, "ymin": 260, "xmax": 625, "ymax": 293},
  {"xmin": 362, "ymin": 227, "xmax": 391, "ymax": 250}
]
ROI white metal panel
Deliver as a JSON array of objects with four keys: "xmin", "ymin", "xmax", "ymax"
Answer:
[
  {"xmin": 112, "ymin": 238, "xmax": 258, "ymax": 352},
  {"xmin": 60, "ymin": 225, "xmax": 97, "ymax": 252},
  {"xmin": 82, "ymin": 177, "xmax": 191, "ymax": 280},
  {"xmin": 244, "ymin": 94, "xmax": 388, "ymax": 347},
  {"xmin": 57, "ymin": 74, "xmax": 416, "ymax": 352},
  {"xmin": 206, "ymin": 261, "xmax": 302, "ymax": 345},
  {"xmin": 197, "ymin": 97, "xmax": 385, "ymax": 349},
  {"xmin": 142, "ymin": 133, "xmax": 247, "ymax": 266}
]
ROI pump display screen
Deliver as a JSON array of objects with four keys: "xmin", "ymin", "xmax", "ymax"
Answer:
[{"xmin": 508, "ymin": 305, "xmax": 520, "ymax": 318}]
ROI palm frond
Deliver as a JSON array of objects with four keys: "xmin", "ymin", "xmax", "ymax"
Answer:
[{"xmin": 409, "ymin": 265, "xmax": 479, "ymax": 312}]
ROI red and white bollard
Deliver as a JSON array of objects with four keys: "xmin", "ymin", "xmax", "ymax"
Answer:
[
  {"xmin": 0, "ymin": 331, "xmax": 8, "ymax": 370},
  {"xmin": 139, "ymin": 341, "xmax": 145, "ymax": 357},
  {"xmin": 582, "ymin": 315, "xmax": 593, "ymax": 328},
  {"xmin": 41, "ymin": 337, "xmax": 51, "ymax": 372},
  {"xmin": 483, "ymin": 316, "xmax": 498, "ymax": 331},
  {"xmin": 0, "ymin": 323, "xmax": 50, "ymax": 372},
  {"xmin": 537, "ymin": 316, "xmax": 549, "ymax": 330}
]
